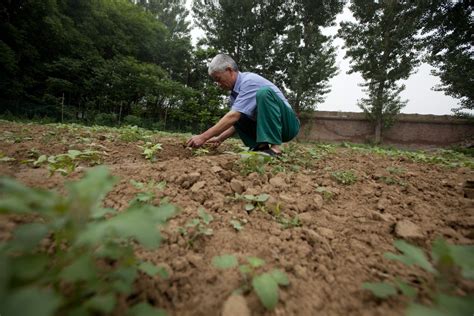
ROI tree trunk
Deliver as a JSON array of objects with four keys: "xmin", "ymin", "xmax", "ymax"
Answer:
[{"xmin": 374, "ymin": 116, "xmax": 382, "ymax": 144}]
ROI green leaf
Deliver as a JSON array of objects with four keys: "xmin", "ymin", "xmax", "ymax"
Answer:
[
  {"xmin": 239, "ymin": 264, "xmax": 252, "ymax": 274},
  {"xmin": 90, "ymin": 207, "xmax": 115, "ymax": 220},
  {"xmin": 361, "ymin": 282, "xmax": 397, "ymax": 298},
  {"xmin": 394, "ymin": 278, "xmax": 417, "ymax": 298},
  {"xmin": 59, "ymin": 254, "xmax": 97, "ymax": 282},
  {"xmin": 11, "ymin": 254, "xmax": 48, "ymax": 280},
  {"xmin": 212, "ymin": 255, "xmax": 238, "ymax": 269},
  {"xmin": 246, "ymin": 256, "xmax": 265, "ymax": 268},
  {"xmin": 0, "ymin": 287, "xmax": 61, "ymax": 316},
  {"xmin": 139, "ymin": 261, "xmax": 161, "ymax": 277},
  {"xmin": 384, "ymin": 240, "xmax": 435, "ymax": 273},
  {"xmin": 254, "ymin": 194, "xmax": 269, "ymax": 202},
  {"xmin": 11, "ymin": 223, "xmax": 49, "ymax": 251},
  {"xmin": 243, "ymin": 194, "xmax": 256, "ymax": 201},
  {"xmin": 127, "ymin": 302, "xmax": 167, "ymax": 316},
  {"xmin": 269, "ymin": 269, "xmax": 289, "ymax": 286},
  {"xmin": 111, "ymin": 267, "xmax": 138, "ymax": 294},
  {"xmin": 230, "ymin": 220, "xmax": 243, "ymax": 231},
  {"xmin": 84, "ymin": 294, "xmax": 116, "ymax": 314},
  {"xmin": 198, "ymin": 207, "xmax": 213, "ymax": 225},
  {"xmin": 437, "ymin": 294, "xmax": 474, "ymax": 316},
  {"xmin": 449, "ymin": 244, "xmax": 474, "ymax": 279},
  {"xmin": 244, "ymin": 204, "xmax": 255, "ymax": 211},
  {"xmin": 406, "ymin": 304, "xmax": 446, "ymax": 316},
  {"xmin": 252, "ymin": 273, "xmax": 279, "ymax": 309}
]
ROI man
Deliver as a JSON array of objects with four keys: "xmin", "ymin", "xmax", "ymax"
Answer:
[{"xmin": 186, "ymin": 54, "xmax": 300, "ymax": 156}]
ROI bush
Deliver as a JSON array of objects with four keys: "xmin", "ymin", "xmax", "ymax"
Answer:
[
  {"xmin": 123, "ymin": 115, "xmax": 142, "ymax": 127},
  {"xmin": 94, "ymin": 113, "xmax": 117, "ymax": 126}
]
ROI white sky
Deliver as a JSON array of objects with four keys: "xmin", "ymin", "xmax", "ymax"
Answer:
[{"xmin": 187, "ymin": 2, "xmax": 464, "ymax": 116}]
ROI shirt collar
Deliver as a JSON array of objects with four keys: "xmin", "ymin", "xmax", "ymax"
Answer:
[{"xmin": 232, "ymin": 72, "xmax": 242, "ymax": 95}]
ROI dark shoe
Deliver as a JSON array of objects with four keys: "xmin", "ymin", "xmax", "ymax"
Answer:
[
  {"xmin": 261, "ymin": 149, "xmax": 282, "ymax": 157},
  {"xmin": 249, "ymin": 144, "xmax": 270, "ymax": 151}
]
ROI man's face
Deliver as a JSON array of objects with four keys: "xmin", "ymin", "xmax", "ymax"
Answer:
[{"xmin": 211, "ymin": 68, "xmax": 236, "ymax": 91}]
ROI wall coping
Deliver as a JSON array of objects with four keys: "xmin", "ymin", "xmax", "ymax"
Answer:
[{"xmin": 300, "ymin": 111, "xmax": 474, "ymax": 125}]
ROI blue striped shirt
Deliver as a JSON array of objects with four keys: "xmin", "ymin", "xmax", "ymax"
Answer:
[{"xmin": 229, "ymin": 72, "xmax": 291, "ymax": 120}]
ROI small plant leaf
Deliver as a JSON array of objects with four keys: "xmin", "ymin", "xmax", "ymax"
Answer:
[
  {"xmin": 59, "ymin": 254, "xmax": 97, "ymax": 282},
  {"xmin": 244, "ymin": 203, "xmax": 255, "ymax": 211},
  {"xmin": 84, "ymin": 294, "xmax": 116, "ymax": 314},
  {"xmin": 239, "ymin": 264, "xmax": 252, "ymax": 274},
  {"xmin": 394, "ymin": 278, "xmax": 417, "ymax": 298},
  {"xmin": 11, "ymin": 223, "xmax": 49, "ymax": 251},
  {"xmin": 269, "ymin": 269, "xmax": 290, "ymax": 286},
  {"xmin": 212, "ymin": 255, "xmax": 238, "ymax": 269},
  {"xmin": 254, "ymin": 194, "xmax": 269, "ymax": 202},
  {"xmin": 198, "ymin": 207, "xmax": 213, "ymax": 225},
  {"xmin": 252, "ymin": 273, "xmax": 279, "ymax": 309},
  {"xmin": 246, "ymin": 256, "xmax": 265, "ymax": 268},
  {"xmin": 385, "ymin": 240, "xmax": 436, "ymax": 273},
  {"xmin": 362, "ymin": 282, "xmax": 397, "ymax": 298},
  {"xmin": 139, "ymin": 261, "xmax": 161, "ymax": 277},
  {"xmin": 127, "ymin": 302, "xmax": 167, "ymax": 316},
  {"xmin": 406, "ymin": 303, "xmax": 446, "ymax": 316},
  {"xmin": 0, "ymin": 287, "xmax": 62, "ymax": 316},
  {"xmin": 230, "ymin": 220, "xmax": 243, "ymax": 231}
]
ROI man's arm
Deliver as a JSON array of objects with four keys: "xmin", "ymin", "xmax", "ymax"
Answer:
[{"xmin": 186, "ymin": 111, "xmax": 241, "ymax": 147}]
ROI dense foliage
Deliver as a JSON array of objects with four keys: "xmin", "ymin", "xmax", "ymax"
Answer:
[
  {"xmin": 339, "ymin": 0, "xmax": 423, "ymax": 143},
  {"xmin": 193, "ymin": 0, "xmax": 343, "ymax": 113},
  {"xmin": 420, "ymin": 0, "xmax": 473, "ymax": 117}
]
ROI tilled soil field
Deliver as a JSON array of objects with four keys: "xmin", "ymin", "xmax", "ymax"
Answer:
[{"xmin": 0, "ymin": 120, "xmax": 473, "ymax": 316}]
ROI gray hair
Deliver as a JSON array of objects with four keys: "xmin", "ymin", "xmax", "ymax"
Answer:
[{"xmin": 208, "ymin": 54, "xmax": 238, "ymax": 75}]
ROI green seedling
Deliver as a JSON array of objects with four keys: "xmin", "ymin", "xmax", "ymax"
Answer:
[
  {"xmin": 129, "ymin": 179, "xmax": 166, "ymax": 205},
  {"xmin": 192, "ymin": 148, "xmax": 210, "ymax": 156},
  {"xmin": 315, "ymin": 186, "xmax": 335, "ymax": 201},
  {"xmin": 230, "ymin": 219, "xmax": 244, "ymax": 231},
  {"xmin": 212, "ymin": 254, "xmax": 290, "ymax": 310},
  {"xmin": 138, "ymin": 142, "xmax": 162, "ymax": 161},
  {"xmin": 178, "ymin": 207, "xmax": 214, "ymax": 246},
  {"xmin": 236, "ymin": 151, "xmax": 272, "ymax": 175},
  {"xmin": 331, "ymin": 170, "xmax": 358, "ymax": 185},
  {"xmin": 33, "ymin": 149, "xmax": 102, "ymax": 176},
  {"xmin": 233, "ymin": 193, "xmax": 269, "ymax": 212},
  {"xmin": 119, "ymin": 125, "xmax": 152, "ymax": 142},
  {"xmin": 362, "ymin": 239, "xmax": 474, "ymax": 316},
  {"xmin": 278, "ymin": 215, "xmax": 302, "ymax": 229},
  {"xmin": 0, "ymin": 166, "xmax": 175, "ymax": 316}
]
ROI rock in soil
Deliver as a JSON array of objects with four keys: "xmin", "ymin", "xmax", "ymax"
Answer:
[{"xmin": 221, "ymin": 295, "xmax": 251, "ymax": 316}]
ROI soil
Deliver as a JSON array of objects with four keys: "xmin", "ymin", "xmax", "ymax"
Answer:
[{"xmin": 1, "ymin": 120, "xmax": 473, "ymax": 316}]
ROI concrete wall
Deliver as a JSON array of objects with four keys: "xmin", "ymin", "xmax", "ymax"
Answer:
[{"xmin": 298, "ymin": 111, "xmax": 474, "ymax": 148}]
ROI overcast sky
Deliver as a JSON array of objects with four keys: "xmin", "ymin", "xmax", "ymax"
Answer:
[{"xmin": 187, "ymin": 3, "xmax": 464, "ymax": 116}]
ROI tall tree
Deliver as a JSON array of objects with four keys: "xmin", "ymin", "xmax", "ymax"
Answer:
[
  {"xmin": 420, "ymin": 0, "xmax": 473, "ymax": 116},
  {"xmin": 192, "ymin": 0, "xmax": 342, "ymax": 112},
  {"xmin": 339, "ymin": 0, "xmax": 423, "ymax": 143}
]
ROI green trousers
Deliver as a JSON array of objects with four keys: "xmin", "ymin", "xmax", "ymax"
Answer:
[{"xmin": 234, "ymin": 87, "xmax": 300, "ymax": 148}]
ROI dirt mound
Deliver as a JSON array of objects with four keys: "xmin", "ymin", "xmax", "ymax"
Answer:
[{"xmin": 1, "ymin": 121, "xmax": 473, "ymax": 316}]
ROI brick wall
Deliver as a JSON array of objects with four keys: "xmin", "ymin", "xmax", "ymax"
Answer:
[{"xmin": 298, "ymin": 111, "xmax": 474, "ymax": 148}]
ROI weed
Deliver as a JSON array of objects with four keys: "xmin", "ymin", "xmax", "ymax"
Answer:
[
  {"xmin": 387, "ymin": 166, "xmax": 406, "ymax": 175},
  {"xmin": 236, "ymin": 151, "xmax": 272, "ymax": 175},
  {"xmin": 0, "ymin": 166, "xmax": 174, "ymax": 315},
  {"xmin": 33, "ymin": 149, "xmax": 102, "ymax": 176},
  {"xmin": 119, "ymin": 125, "xmax": 152, "ymax": 142},
  {"xmin": 192, "ymin": 148, "xmax": 210, "ymax": 156},
  {"xmin": 277, "ymin": 215, "xmax": 302, "ymax": 229},
  {"xmin": 315, "ymin": 186, "xmax": 335, "ymax": 201},
  {"xmin": 230, "ymin": 219, "xmax": 244, "ymax": 231},
  {"xmin": 331, "ymin": 170, "xmax": 358, "ymax": 185},
  {"xmin": 178, "ymin": 207, "xmax": 214, "ymax": 246},
  {"xmin": 233, "ymin": 193, "xmax": 270, "ymax": 212},
  {"xmin": 362, "ymin": 239, "xmax": 474, "ymax": 315},
  {"xmin": 212, "ymin": 254, "xmax": 290, "ymax": 310},
  {"xmin": 138, "ymin": 142, "xmax": 162, "ymax": 161}
]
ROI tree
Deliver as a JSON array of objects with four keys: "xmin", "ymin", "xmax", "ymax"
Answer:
[
  {"xmin": 420, "ymin": 0, "xmax": 473, "ymax": 116},
  {"xmin": 339, "ymin": 0, "xmax": 423, "ymax": 143},
  {"xmin": 193, "ymin": 0, "xmax": 342, "ymax": 113}
]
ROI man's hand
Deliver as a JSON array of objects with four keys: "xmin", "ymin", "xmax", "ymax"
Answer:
[
  {"xmin": 186, "ymin": 134, "xmax": 207, "ymax": 148},
  {"xmin": 205, "ymin": 136, "xmax": 222, "ymax": 148}
]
